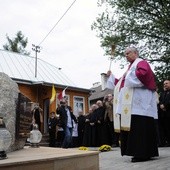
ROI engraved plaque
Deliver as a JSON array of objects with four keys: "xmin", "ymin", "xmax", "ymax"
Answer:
[{"xmin": 15, "ymin": 93, "xmax": 32, "ymax": 139}]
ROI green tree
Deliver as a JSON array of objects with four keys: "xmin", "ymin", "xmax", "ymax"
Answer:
[
  {"xmin": 3, "ymin": 31, "xmax": 30, "ymax": 55},
  {"xmin": 92, "ymin": 0, "xmax": 170, "ymax": 90}
]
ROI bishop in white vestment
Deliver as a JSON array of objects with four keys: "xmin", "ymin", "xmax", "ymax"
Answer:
[{"xmin": 107, "ymin": 47, "xmax": 159, "ymax": 162}]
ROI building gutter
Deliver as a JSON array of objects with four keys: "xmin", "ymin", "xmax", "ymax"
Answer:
[{"xmin": 12, "ymin": 78, "xmax": 92, "ymax": 93}]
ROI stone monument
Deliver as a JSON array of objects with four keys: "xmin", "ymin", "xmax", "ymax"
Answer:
[{"xmin": 0, "ymin": 72, "xmax": 32, "ymax": 152}]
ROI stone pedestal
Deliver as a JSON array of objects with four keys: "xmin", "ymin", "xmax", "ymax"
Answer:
[{"xmin": 0, "ymin": 147, "xmax": 99, "ymax": 170}]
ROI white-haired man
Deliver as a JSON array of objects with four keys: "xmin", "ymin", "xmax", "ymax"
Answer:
[{"xmin": 107, "ymin": 47, "xmax": 159, "ymax": 162}]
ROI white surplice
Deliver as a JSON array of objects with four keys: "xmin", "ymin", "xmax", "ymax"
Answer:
[{"xmin": 107, "ymin": 58, "xmax": 158, "ymax": 132}]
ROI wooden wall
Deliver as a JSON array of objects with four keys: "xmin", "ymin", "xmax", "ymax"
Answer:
[
  {"xmin": 17, "ymin": 83, "xmax": 90, "ymax": 133},
  {"xmin": 18, "ymin": 84, "xmax": 89, "ymax": 115}
]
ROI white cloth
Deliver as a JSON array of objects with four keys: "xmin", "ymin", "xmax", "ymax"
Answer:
[
  {"xmin": 114, "ymin": 58, "xmax": 142, "ymax": 131},
  {"xmin": 107, "ymin": 58, "xmax": 158, "ymax": 131},
  {"xmin": 106, "ymin": 74, "xmax": 115, "ymax": 90},
  {"xmin": 125, "ymin": 58, "xmax": 158, "ymax": 119}
]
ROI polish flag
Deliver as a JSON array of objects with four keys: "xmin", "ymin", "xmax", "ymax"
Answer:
[{"xmin": 57, "ymin": 87, "xmax": 68, "ymax": 101}]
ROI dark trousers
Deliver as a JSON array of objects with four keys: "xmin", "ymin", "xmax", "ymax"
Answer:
[{"xmin": 49, "ymin": 130, "xmax": 56, "ymax": 147}]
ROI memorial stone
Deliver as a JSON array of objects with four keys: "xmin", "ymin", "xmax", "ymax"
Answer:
[{"xmin": 0, "ymin": 72, "xmax": 32, "ymax": 152}]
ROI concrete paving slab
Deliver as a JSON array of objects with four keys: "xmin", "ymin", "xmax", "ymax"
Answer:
[{"xmin": 99, "ymin": 147, "xmax": 170, "ymax": 170}]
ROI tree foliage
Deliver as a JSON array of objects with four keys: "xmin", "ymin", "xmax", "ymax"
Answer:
[
  {"xmin": 3, "ymin": 31, "xmax": 30, "ymax": 55},
  {"xmin": 92, "ymin": 0, "xmax": 170, "ymax": 90}
]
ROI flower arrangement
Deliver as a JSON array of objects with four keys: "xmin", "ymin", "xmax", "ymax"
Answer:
[
  {"xmin": 98, "ymin": 145, "xmax": 112, "ymax": 152},
  {"xmin": 79, "ymin": 146, "xmax": 89, "ymax": 151}
]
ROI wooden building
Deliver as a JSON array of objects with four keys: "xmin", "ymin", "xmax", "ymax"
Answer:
[{"xmin": 0, "ymin": 49, "xmax": 91, "ymax": 133}]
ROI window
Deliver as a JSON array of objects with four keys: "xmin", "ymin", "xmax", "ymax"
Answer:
[{"xmin": 73, "ymin": 96, "xmax": 84, "ymax": 117}]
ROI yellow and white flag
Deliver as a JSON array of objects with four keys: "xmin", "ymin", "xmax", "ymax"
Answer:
[{"xmin": 50, "ymin": 85, "xmax": 56, "ymax": 104}]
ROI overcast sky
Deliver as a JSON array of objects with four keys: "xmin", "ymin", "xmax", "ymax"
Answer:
[{"xmin": 0, "ymin": 0, "xmax": 125, "ymax": 89}]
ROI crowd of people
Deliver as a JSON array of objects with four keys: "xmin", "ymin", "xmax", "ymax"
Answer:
[
  {"xmin": 47, "ymin": 46, "xmax": 169, "ymax": 163},
  {"xmin": 81, "ymin": 96, "xmax": 119, "ymax": 147},
  {"xmin": 48, "ymin": 95, "xmax": 119, "ymax": 148},
  {"xmin": 47, "ymin": 78, "xmax": 170, "ymax": 151}
]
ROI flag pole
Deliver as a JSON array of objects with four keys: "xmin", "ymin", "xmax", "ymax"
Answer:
[
  {"xmin": 109, "ymin": 44, "xmax": 116, "ymax": 70},
  {"xmin": 109, "ymin": 59, "xmax": 113, "ymax": 70},
  {"xmin": 62, "ymin": 86, "xmax": 68, "ymax": 99},
  {"xmin": 64, "ymin": 86, "xmax": 68, "ymax": 91}
]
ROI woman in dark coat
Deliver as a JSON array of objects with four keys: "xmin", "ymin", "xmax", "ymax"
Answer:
[
  {"xmin": 77, "ymin": 110, "xmax": 86, "ymax": 146},
  {"xmin": 82, "ymin": 109, "xmax": 93, "ymax": 147},
  {"xmin": 48, "ymin": 112, "xmax": 57, "ymax": 147}
]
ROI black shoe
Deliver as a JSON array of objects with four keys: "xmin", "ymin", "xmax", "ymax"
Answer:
[
  {"xmin": 112, "ymin": 144, "xmax": 119, "ymax": 147},
  {"xmin": 131, "ymin": 157, "xmax": 150, "ymax": 163},
  {"xmin": 164, "ymin": 143, "xmax": 170, "ymax": 147},
  {"xmin": 158, "ymin": 144, "xmax": 166, "ymax": 147}
]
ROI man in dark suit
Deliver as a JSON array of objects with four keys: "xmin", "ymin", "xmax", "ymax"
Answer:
[
  {"xmin": 56, "ymin": 99, "xmax": 77, "ymax": 148},
  {"xmin": 159, "ymin": 80, "xmax": 170, "ymax": 146}
]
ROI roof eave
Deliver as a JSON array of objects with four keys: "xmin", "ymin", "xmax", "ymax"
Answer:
[{"xmin": 12, "ymin": 78, "xmax": 92, "ymax": 93}]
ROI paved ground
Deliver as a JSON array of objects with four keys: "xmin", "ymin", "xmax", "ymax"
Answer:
[{"xmin": 99, "ymin": 147, "xmax": 170, "ymax": 170}]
